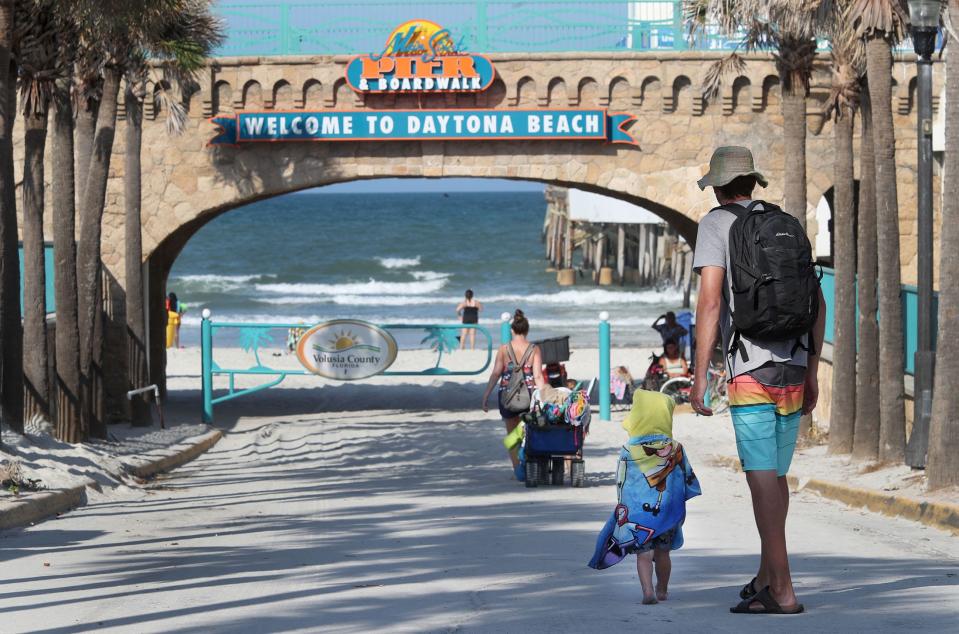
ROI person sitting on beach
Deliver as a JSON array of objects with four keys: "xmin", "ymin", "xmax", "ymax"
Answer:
[
  {"xmin": 658, "ymin": 339, "xmax": 689, "ymax": 379},
  {"xmin": 588, "ymin": 389, "xmax": 701, "ymax": 605},
  {"xmin": 456, "ymin": 289, "xmax": 482, "ymax": 350},
  {"xmin": 481, "ymin": 309, "xmax": 546, "ymax": 481},
  {"xmin": 652, "ymin": 312, "xmax": 688, "ymax": 357}
]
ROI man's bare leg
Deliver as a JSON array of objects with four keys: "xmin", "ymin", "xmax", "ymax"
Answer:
[
  {"xmin": 754, "ymin": 475, "xmax": 791, "ymax": 591},
  {"xmin": 746, "ymin": 470, "xmax": 798, "ymax": 609}
]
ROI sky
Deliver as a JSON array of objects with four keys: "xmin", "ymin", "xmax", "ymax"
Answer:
[{"xmin": 308, "ymin": 178, "xmax": 545, "ymax": 194}]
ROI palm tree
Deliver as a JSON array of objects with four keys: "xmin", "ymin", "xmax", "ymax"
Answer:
[
  {"xmin": 421, "ymin": 327, "xmax": 459, "ymax": 373},
  {"xmin": 0, "ymin": 0, "xmax": 22, "ymax": 434},
  {"xmin": 824, "ymin": 1, "xmax": 863, "ymax": 454},
  {"xmin": 851, "ymin": 0, "xmax": 908, "ymax": 463},
  {"xmin": 239, "ymin": 327, "xmax": 273, "ymax": 368},
  {"xmin": 72, "ymin": 0, "xmax": 187, "ymax": 437},
  {"xmin": 927, "ymin": 0, "xmax": 959, "ymax": 489},
  {"xmin": 123, "ymin": 2, "xmax": 222, "ymax": 425},
  {"xmin": 853, "ymin": 81, "xmax": 881, "ymax": 460},
  {"xmin": 47, "ymin": 5, "xmax": 83, "ymax": 442},
  {"xmin": 685, "ymin": 0, "xmax": 825, "ymax": 230},
  {"xmin": 17, "ymin": 1, "xmax": 59, "ymax": 423}
]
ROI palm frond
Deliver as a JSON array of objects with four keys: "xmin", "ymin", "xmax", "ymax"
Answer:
[
  {"xmin": 703, "ymin": 52, "xmax": 747, "ymax": 98},
  {"xmin": 849, "ymin": 0, "xmax": 909, "ymax": 42}
]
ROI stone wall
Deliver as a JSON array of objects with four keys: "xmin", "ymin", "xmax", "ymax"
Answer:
[{"xmin": 8, "ymin": 50, "xmax": 942, "ymax": 416}]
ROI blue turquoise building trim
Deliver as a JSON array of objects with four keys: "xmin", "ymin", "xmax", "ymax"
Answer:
[
  {"xmin": 18, "ymin": 242, "xmax": 55, "ymax": 316},
  {"xmin": 213, "ymin": 1, "xmax": 740, "ymax": 57},
  {"xmin": 819, "ymin": 267, "xmax": 937, "ymax": 376}
]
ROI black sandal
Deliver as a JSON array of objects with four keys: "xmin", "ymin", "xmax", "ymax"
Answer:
[
  {"xmin": 730, "ymin": 586, "xmax": 804, "ymax": 615},
  {"xmin": 739, "ymin": 576, "xmax": 758, "ymax": 600}
]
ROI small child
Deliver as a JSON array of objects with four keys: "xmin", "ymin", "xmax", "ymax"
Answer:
[{"xmin": 588, "ymin": 389, "xmax": 701, "ymax": 604}]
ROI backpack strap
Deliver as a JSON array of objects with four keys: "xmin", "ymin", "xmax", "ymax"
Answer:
[
  {"xmin": 728, "ymin": 330, "xmax": 749, "ymax": 363},
  {"xmin": 518, "ymin": 343, "xmax": 536, "ymax": 368},
  {"xmin": 506, "ymin": 342, "xmax": 536, "ymax": 369},
  {"xmin": 505, "ymin": 343, "xmax": 519, "ymax": 368},
  {"xmin": 791, "ymin": 331, "xmax": 817, "ymax": 357}
]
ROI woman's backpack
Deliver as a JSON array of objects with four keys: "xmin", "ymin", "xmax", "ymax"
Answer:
[
  {"xmin": 499, "ymin": 343, "xmax": 536, "ymax": 415},
  {"xmin": 722, "ymin": 200, "xmax": 821, "ymax": 361}
]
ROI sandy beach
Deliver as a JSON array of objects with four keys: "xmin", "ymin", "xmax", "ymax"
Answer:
[{"xmin": 1, "ymin": 343, "xmax": 956, "ymax": 632}]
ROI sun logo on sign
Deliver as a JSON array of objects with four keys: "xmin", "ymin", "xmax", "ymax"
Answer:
[
  {"xmin": 332, "ymin": 330, "xmax": 358, "ymax": 351},
  {"xmin": 314, "ymin": 330, "xmax": 381, "ymax": 354}
]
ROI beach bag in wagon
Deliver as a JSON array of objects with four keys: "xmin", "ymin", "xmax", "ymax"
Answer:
[{"xmin": 499, "ymin": 344, "xmax": 537, "ymax": 415}]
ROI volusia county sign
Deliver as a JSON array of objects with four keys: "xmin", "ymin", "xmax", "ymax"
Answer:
[
  {"xmin": 209, "ymin": 20, "xmax": 637, "ymax": 146},
  {"xmin": 296, "ymin": 320, "xmax": 399, "ymax": 380}
]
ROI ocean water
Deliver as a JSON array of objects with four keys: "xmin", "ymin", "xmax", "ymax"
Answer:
[{"xmin": 169, "ymin": 190, "xmax": 685, "ymax": 348}]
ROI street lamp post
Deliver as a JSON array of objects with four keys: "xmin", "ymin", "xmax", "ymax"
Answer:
[{"xmin": 905, "ymin": 0, "xmax": 941, "ymax": 468}]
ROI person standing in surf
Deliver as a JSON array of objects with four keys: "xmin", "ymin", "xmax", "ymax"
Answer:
[
  {"xmin": 482, "ymin": 310, "xmax": 546, "ymax": 480},
  {"xmin": 456, "ymin": 289, "xmax": 483, "ymax": 350}
]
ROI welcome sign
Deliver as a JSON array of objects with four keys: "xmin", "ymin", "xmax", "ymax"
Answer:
[
  {"xmin": 210, "ymin": 109, "xmax": 637, "ymax": 144},
  {"xmin": 296, "ymin": 320, "xmax": 398, "ymax": 380},
  {"xmin": 209, "ymin": 20, "xmax": 638, "ymax": 146}
]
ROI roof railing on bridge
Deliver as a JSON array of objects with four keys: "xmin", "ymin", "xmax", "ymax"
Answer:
[{"xmin": 213, "ymin": 0, "xmax": 744, "ymax": 57}]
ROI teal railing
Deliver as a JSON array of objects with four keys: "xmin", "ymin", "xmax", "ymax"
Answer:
[
  {"xmin": 199, "ymin": 313, "xmax": 494, "ymax": 422},
  {"xmin": 819, "ymin": 267, "xmax": 938, "ymax": 376},
  {"xmin": 213, "ymin": 1, "xmax": 741, "ymax": 56},
  {"xmin": 18, "ymin": 242, "xmax": 55, "ymax": 316}
]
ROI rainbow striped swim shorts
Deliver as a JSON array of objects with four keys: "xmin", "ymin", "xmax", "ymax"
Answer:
[{"xmin": 728, "ymin": 368, "xmax": 805, "ymax": 477}]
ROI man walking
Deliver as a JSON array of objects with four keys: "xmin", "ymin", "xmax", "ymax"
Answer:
[{"xmin": 690, "ymin": 146, "xmax": 825, "ymax": 615}]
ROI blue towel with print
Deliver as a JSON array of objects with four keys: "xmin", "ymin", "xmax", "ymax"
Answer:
[{"xmin": 588, "ymin": 434, "xmax": 701, "ymax": 570}]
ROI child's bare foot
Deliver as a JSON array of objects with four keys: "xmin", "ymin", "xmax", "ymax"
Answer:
[
  {"xmin": 656, "ymin": 587, "xmax": 669, "ymax": 602},
  {"xmin": 642, "ymin": 594, "xmax": 658, "ymax": 605}
]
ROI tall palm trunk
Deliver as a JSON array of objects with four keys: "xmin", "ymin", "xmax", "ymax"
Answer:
[
  {"xmin": 21, "ymin": 105, "xmax": 50, "ymax": 421},
  {"xmin": 124, "ymin": 81, "xmax": 150, "ymax": 425},
  {"xmin": 0, "ymin": 0, "xmax": 22, "ymax": 434},
  {"xmin": 781, "ymin": 79, "xmax": 814, "ymax": 436},
  {"xmin": 865, "ymin": 36, "xmax": 906, "ymax": 463},
  {"xmin": 75, "ymin": 94, "xmax": 98, "ymax": 204},
  {"xmin": 51, "ymin": 80, "xmax": 82, "ymax": 443},
  {"xmin": 782, "ymin": 86, "xmax": 808, "ymax": 231},
  {"xmin": 927, "ymin": 0, "xmax": 959, "ymax": 489},
  {"xmin": 853, "ymin": 84, "xmax": 881, "ymax": 460},
  {"xmin": 829, "ymin": 110, "xmax": 856, "ymax": 453},
  {"xmin": 77, "ymin": 65, "xmax": 121, "ymax": 439}
]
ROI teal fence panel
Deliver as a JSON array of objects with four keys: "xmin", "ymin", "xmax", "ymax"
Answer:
[
  {"xmin": 819, "ymin": 267, "xmax": 937, "ymax": 376},
  {"xmin": 901, "ymin": 283, "xmax": 938, "ymax": 376},
  {"xmin": 18, "ymin": 242, "xmax": 55, "ymax": 316},
  {"xmin": 820, "ymin": 267, "xmax": 835, "ymax": 345},
  {"xmin": 213, "ymin": 1, "xmax": 740, "ymax": 56},
  {"xmin": 200, "ymin": 316, "xmax": 494, "ymax": 422}
]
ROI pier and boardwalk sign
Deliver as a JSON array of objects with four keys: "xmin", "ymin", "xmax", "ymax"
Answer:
[{"xmin": 209, "ymin": 19, "xmax": 636, "ymax": 145}]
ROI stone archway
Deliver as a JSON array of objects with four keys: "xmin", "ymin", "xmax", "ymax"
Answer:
[{"xmin": 56, "ymin": 50, "xmax": 933, "ymax": 407}]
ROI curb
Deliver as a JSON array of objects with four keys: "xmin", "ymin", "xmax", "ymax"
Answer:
[
  {"xmin": 709, "ymin": 455, "xmax": 959, "ymax": 536},
  {"xmin": 0, "ymin": 482, "xmax": 93, "ymax": 530},
  {"xmin": 126, "ymin": 429, "xmax": 224, "ymax": 480},
  {"xmin": 0, "ymin": 428, "xmax": 225, "ymax": 531}
]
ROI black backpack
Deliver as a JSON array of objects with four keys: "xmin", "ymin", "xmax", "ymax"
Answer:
[{"xmin": 720, "ymin": 201, "xmax": 821, "ymax": 361}]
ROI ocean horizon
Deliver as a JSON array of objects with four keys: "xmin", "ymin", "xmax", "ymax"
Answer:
[{"xmin": 169, "ymin": 190, "xmax": 686, "ymax": 349}]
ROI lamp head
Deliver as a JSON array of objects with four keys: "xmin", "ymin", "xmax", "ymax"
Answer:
[{"xmin": 908, "ymin": 0, "xmax": 942, "ymax": 29}]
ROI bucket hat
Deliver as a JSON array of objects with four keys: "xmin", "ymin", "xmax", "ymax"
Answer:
[{"xmin": 697, "ymin": 146, "xmax": 768, "ymax": 191}]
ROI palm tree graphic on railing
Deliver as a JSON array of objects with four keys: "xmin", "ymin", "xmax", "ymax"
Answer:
[
  {"xmin": 420, "ymin": 326, "xmax": 459, "ymax": 374},
  {"xmin": 239, "ymin": 327, "xmax": 275, "ymax": 369}
]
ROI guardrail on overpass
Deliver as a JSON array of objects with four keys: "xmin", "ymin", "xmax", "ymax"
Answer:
[{"xmin": 213, "ymin": 0, "xmax": 740, "ymax": 56}]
